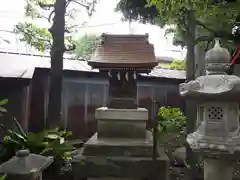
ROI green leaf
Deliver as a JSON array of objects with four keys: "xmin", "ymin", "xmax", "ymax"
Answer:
[
  {"xmin": 26, "ymin": 132, "xmax": 45, "ymax": 143},
  {"xmin": 67, "ymin": 139, "xmax": 84, "ymax": 146},
  {"xmin": 4, "ymin": 136, "xmax": 23, "ymax": 146},
  {"xmin": 157, "ymin": 106, "xmax": 186, "ymax": 135},
  {"xmin": 8, "ymin": 130, "xmax": 26, "ymax": 141},
  {"xmin": 40, "ymin": 147, "xmax": 54, "ymax": 155},
  {"xmin": 12, "ymin": 117, "xmax": 27, "ymax": 138},
  {"xmin": 0, "ymin": 99, "xmax": 8, "ymax": 106},
  {"xmin": 46, "ymin": 134, "xmax": 59, "ymax": 140},
  {"xmin": 59, "ymin": 130, "xmax": 72, "ymax": 137}
]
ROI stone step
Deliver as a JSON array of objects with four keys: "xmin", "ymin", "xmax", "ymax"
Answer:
[{"xmin": 83, "ymin": 132, "xmax": 154, "ymax": 157}]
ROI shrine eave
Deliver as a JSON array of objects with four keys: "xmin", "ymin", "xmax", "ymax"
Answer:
[{"xmin": 87, "ymin": 61, "xmax": 158, "ymax": 70}]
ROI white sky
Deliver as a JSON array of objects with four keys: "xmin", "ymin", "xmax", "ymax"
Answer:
[{"xmin": 0, "ymin": 0, "xmax": 186, "ymax": 60}]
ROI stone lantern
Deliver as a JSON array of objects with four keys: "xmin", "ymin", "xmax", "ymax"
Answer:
[
  {"xmin": 180, "ymin": 39, "xmax": 240, "ymax": 180},
  {"xmin": 0, "ymin": 149, "xmax": 53, "ymax": 180}
]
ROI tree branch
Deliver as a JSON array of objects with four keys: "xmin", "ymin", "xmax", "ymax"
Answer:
[
  {"xmin": 48, "ymin": 9, "xmax": 55, "ymax": 23},
  {"xmin": 70, "ymin": 0, "xmax": 89, "ymax": 9},
  {"xmin": 38, "ymin": 2, "xmax": 54, "ymax": 10},
  {"xmin": 36, "ymin": 14, "xmax": 50, "ymax": 21},
  {"xmin": 65, "ymin": 29, "xmax": 71, "ymax": 33},
  {"xmin": 196, "ymin": 20, "xmax": 216, "ymax": 34},
  {"xmin": 195, "ymin": 19, "xmax": 236, "ymax": 41},
  {"xmin": 205, "ymin": 40, "xmax": 213, "ymax": 52},
  {"xmin": 195, "ymin": 36, "xmax": 214, "ymax": 43}
]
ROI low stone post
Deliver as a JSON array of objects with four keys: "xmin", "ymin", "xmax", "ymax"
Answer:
[
  {"xmin": 180, "ymin": 39, "xmax": 240, "ymax": 180},
  {"xmin": 0, "ymin": 149, "xmax": 53, "ymax": 180}
]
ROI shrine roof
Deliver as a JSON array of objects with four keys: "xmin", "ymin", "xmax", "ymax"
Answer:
[{"xmin": 88, "ymin": 33, "xmax": 157, "ymax": 68}]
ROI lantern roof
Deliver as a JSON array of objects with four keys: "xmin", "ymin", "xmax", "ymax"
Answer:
[
  {"xmin": 0, "ymin": 150, "xmax": 53, "ymax": 175},
  {"xmin": 179, "ymin": 39, "xmax": 240, "ymax": 101},
  {"xmin": 88, "ymin": 33, "xmax": 157, "ymax": 71}
]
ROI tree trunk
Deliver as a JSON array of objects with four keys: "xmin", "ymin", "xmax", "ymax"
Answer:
[
  {"xmin": 47, "ymin": 0, "xmax": 66, "ymax": 128},
  {"xmin": 185, "ymin": 9, "xmax": 199, "ymax": 180},
  {"xmin": 195, "ymin": 44, "xmax": 205, "ymax": 78}
]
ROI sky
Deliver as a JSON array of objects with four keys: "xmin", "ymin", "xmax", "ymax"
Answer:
[{"xmin": 0, "ymin": 0, "xmax": 186, "ymax": 60}]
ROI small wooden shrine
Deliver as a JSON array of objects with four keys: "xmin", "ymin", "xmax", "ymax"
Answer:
[
  {"xmin": 88, "ymin": 33, "xmax": 157, "ymax": 109},
  {"xmin": 72, "ymin": 33, "xmax": 168, "ymax": 180}
]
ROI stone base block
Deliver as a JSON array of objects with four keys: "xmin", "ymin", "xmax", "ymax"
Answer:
[
  {"xmin": 98, "ymin": 119, "xmax": 146, "ymax": 139},
  {"xmin": 96, "ymin": 107, "xmax": 148, "ymax": 139},
  {"xmin": 83, "ymin": 132, "xmax": 154, "ymax": 157},
  {"xmin": 72, "ymin": 153, "xmax": 169, "ymax": 180}
]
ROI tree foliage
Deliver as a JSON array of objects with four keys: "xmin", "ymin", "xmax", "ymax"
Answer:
[
  {"xmin": 74, "ymin": 34, "xmax": 100, "ymax": 60},
  {"xmin": 24, "ymin": 0, "xmax": 56, "ymax": 18},
  {"xmin": 116, "ymin": 0, "xmax": 240, "ymax": 48},
  {"xmin": 159, "ymin": 60, "xmax": 185, "ymax": 70},
  {"xmin": 14, "ymin": 22, "xmax": 75, "ymax": 52},
  {"xmin": 14, "ymin": 0, "xmax": 97, "ymax": 52},
  {"xmin": 116, "ymin": 0, "xmax": 159, "ymax": 24},
  {"xmin": 14, "ymin": 22, "xmax": 52, "ymax": 52}
]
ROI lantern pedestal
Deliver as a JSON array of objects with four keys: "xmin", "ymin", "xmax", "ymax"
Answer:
[{"xmin": 204, "ymin": 158, "xmax": 233, "ymax": 180}]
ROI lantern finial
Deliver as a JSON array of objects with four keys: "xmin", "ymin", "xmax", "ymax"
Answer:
[
  {"xmin": 16, "ymin": 149, "xmax": 30, "ymax": 157},
  {"xmin": 205, "ymin": 38, "xmax": 231, "ymax": 74}
]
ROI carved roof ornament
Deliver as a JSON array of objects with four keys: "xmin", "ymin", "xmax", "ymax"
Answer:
[
  {"xmin": 205, "ymin": 38, "xmax": 231, "ymax": 74},
  {"xmin": 179, "ymin": 39, "xmax": 240, "ymax": 100}
]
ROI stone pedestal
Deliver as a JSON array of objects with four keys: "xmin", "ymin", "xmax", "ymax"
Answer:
[
  {"xmin": 83, "ymin": 107, "xmax": 154, "ymax": 157},
  {"xmin": 97, "ymin": 107, "xmax": 147, "ymax": 139},
  {"xmin": 72, "ymin": 107, "xmax": 169, "ymax": 180},
  {"xmin": 204, "ymin": 158, "xmax": 233, "ymax": 180}
]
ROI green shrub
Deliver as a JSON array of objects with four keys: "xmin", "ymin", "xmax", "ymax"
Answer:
[
  {"xmin": 157, "ymin": 106, "xmax": 186, "ymax": 134},
  {"xmin": 0, "ymin": 174, "xmax": 6, "ymax": 180},
  {"xmin": 0, "ymin": 98, "xmax": 82, "ymax": 176},
  {"xmin": 0, "ymin": 117, "xmax": 82, "ymax": 164},
  {"xmin": 159, "ymin": 60, "xmax": 185, "ymax": 70}
]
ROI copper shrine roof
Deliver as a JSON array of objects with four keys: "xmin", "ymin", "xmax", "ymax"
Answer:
[{"xmin": 88, "ymin": 34, "xmax": 157, "ymax": 69}]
